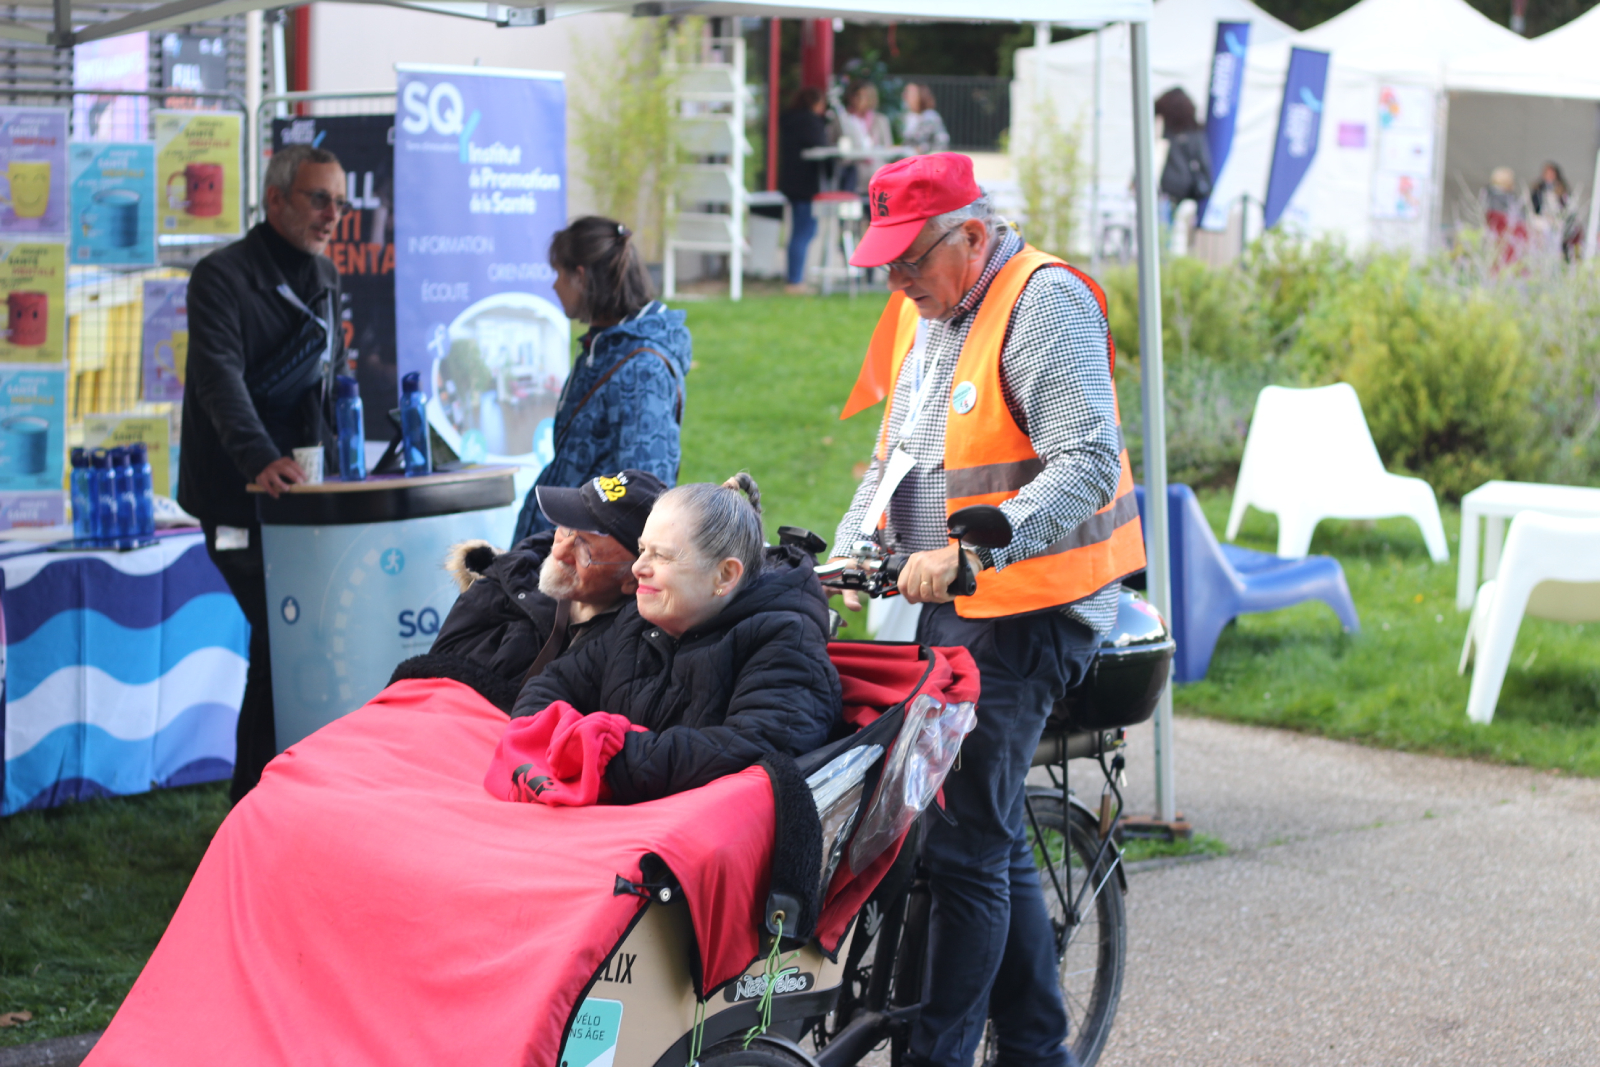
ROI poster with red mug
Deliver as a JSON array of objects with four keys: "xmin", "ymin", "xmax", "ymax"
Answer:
[
  {"xmin": 0, "ymin": 242, "xmax": 64, "ymax": 362},
  {"xmin": 154, "ymin": 108, "xmax": 242, "ymax": 237}
]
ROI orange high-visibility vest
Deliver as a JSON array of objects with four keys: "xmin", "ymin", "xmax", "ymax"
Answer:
[{"xmin": 866, "ymin": 245, "xmax": 1145, "ymax": 619}]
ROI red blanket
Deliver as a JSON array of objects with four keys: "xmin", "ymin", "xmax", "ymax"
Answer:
[{"xmin": 86, "ymin": 680, "xmax": 781, "ymax": 1067}]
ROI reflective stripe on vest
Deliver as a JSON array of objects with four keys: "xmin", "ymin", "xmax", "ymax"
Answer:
[{"xmin": 872, "ymin": 244, "xmax": 1146, "ymax": 619}]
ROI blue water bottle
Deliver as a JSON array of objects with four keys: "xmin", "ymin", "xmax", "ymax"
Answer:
[
  {"xmin": 70, "ymin": 448, "xmax": 91, "ymax": 540},
  {"xmin": 129, "ymin": 442, "xmax": 155, "ymax": 538},
  {"xmin": 111, "ymin": 447, "xmax": 137, "ymax": 548},
  {"xmin": 400, "ymin": 371, "xmax": 432, "ymax": 477},
  {"xmin": 90, "ymin": 449, "xmax": 116, "ymax": 547},
  {"xmin": 335, "ymin": 376, "xmax": 366, "ymax": 482}
]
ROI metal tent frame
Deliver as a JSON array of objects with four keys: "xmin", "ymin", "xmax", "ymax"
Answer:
[{"xmin": 16, "ymin": 0, "xmax": 1174, "ymax": 821}]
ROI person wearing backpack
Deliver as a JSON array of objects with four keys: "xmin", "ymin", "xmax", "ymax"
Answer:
[
  {"xmin": 512, "ymin": 217, "xmax": 691, "ymax": 542},
  {"xmin": 1156, "ymin": 87, "xmax": 1212, "ymax": 207}
]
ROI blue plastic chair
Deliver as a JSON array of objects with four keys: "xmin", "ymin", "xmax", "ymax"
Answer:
[{"xmin": 1135, "ymin": 484, "xmax": 1360, "ymax": 683}]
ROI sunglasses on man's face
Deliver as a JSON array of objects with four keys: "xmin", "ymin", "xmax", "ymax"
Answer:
[{"xmin": 295, "ymin": 188, "xmax": 353, "ymax": 216}]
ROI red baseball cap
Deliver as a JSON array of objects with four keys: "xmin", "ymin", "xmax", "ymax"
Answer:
[{"xmin": 851, "ymin": 152, "xmax": 983, "ymax": 268}]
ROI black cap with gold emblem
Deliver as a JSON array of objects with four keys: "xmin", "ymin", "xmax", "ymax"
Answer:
[{"xmin": 534, "ymin": 469, "xmax": 666, "ymax": 555}]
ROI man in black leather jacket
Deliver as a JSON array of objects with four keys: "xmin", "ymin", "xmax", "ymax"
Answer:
[{"xmin": 178, "ymin": 144, "xmax": 346, "ymax": 803}]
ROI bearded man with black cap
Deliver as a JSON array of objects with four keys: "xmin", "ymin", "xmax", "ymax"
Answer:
[{"xmin": 394, "ymin": 470, "xmax": 666, "ymax": 708}]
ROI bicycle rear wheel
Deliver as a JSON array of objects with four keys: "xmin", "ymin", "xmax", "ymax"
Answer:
[
  {"xmin": 1033, "ymin": 791, "xmax": 1125, "ymax": 1067},
  {"xmin": 982, "ymin": 791, "xmax": 1125, "ymax": 1067}
]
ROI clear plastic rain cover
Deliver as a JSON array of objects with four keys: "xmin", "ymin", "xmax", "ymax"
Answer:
[{"xmin": 848, "ymin": 693, "xmax": 978, "ymax": 874}]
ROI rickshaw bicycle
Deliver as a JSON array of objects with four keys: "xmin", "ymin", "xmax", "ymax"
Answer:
[{"xmin": 559, "ymin": 507, "xmax": 1172, "ymax": 1067}]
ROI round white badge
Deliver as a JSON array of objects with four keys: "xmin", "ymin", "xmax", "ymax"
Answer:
[{"xmin": 951, "ymin": 381, "xmax": 978, "ymax": 415}]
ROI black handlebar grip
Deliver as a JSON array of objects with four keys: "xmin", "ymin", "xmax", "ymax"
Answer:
[
  {"xmin": 948, "ymin": 548, "xmax": 977, "ymax": 597},
  {"xmin": 882, "ymin": 554, "xmax": 908, "ymax": 586}
]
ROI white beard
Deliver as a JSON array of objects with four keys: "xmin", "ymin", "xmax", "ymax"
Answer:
[{"xmin": 538, "ymin": 555, "xmax": 582, "ymax": 600}]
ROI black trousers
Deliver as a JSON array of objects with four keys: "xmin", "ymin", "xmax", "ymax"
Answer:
[
  {"xmin": 203, "ymin": 522, "xmax": 276, "ymax": 805},
  {"xmin": 910, "ymin": 603, "xmax": 1100, "ymax": 1067}
]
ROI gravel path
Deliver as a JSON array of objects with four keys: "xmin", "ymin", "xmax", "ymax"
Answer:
[{"xmin": 1098, "ymin": 715, "xmax": 1600, "ymax": 1067}]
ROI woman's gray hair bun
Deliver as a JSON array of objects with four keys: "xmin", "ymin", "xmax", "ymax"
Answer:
[{"xmin": 663, "ymin": 473, "xmax": 764, "ymax": 583}]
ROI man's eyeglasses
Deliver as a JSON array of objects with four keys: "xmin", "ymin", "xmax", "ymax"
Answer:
[
  {"xmin": 555, "ymin": 527, "xmax": 633, "ymax": 569},
  {"xmin": 883, "ymin": 227, "xmax": 956, "ymax": 278},
  {"xmin": 296, "ymin": 188, "xmax": 353, "ymax": 216}
]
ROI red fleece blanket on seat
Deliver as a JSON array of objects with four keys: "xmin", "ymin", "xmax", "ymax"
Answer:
[{"xmin": 84, "ymin": 679, "xmax": 780, "ymax": 1067}]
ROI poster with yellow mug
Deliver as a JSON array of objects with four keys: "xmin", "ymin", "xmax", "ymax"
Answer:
[
  {"xmin": 0, "ymin": 242, "xmax": 65, "ymax": 363},
  {"xmin": 155, "ymin": 109, "xmax": 243, "ymax": 238},
  {"xmin": 0, "ymin": 107, "xmax": 68, "ymax": 238}
]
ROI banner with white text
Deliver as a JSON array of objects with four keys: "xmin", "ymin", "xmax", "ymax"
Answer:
[{"xmin": 393, "ymin": 65, "xmax": 567, "ymax": 463}]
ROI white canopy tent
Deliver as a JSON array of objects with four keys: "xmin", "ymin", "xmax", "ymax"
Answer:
[
  {"xmin": 1443, "ymin": 7, "xmax": 1600, "ymax": 244},
  {"xmin": 1147, "ymin": 0, "xmax": 1529, "ymax": 253},
  {"xmin": 1009, "ymin": 0, "xmax": 1294, "ymax": 255}
]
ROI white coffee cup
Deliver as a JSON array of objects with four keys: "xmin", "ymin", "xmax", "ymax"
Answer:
[{"xmin": 292, "ymin": 446, "xmax": 324, "ymax": 486}]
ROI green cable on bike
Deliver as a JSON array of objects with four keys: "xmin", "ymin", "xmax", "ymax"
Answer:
[
  {"xmin": 741, "ymin": 916, "xmax": 799, "ymax": 1050},
  {"xmin": 686, "ymin": 996, "xmax": 707, "ymax": 1067}
]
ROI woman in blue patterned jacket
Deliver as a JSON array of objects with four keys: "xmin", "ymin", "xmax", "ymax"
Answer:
[{"xmin": 514, "ymin": 217, "xmax": 691, "ymax": 542}]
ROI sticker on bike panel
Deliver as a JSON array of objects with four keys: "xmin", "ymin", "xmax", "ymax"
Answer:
[
  {"xmin": 951, "ymin": 381, "xmax": 977, "ymax": 415},
  {"xmin": 564, "ymin": 997, "xmax": 624, "ymax": 1067}
]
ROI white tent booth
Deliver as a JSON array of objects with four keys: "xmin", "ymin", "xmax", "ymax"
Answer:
[
  {"xmin": 1444, "ymin": 7, "xmax": 1600, "ymax": 245},
  {"xmin": 1213, "ymin": 0, "xmax": 1527, "ymax": 253},
  {"xmin": 1012, "ymin": 0, "xmax": 1534, "ymax": 256},
  {"xmin": 1009, "ymin": 0, "xmax": 1294, "ymax": 258}
]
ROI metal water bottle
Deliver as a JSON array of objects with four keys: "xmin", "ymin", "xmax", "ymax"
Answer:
[
  {"xmin": 70, "ymin": 447, "xmax": 91, "ymax": 540},
  {"xmin": 399, "ymin": 371, "xmax": 432, "ymax": 477},
  {"xmin": 90, "ymin": 449, "xmax": 116, "ymax": 547},
  {"xmin": 128, "ymin": 442, "xmax": 155, "ymax": 538},
  {"xmin": 335, "ymin": 376, "xmax": 366, "ymax": 482},
  {"xmin": 111, "ymin": 447, "xmax": 137, "ymax": 547}
]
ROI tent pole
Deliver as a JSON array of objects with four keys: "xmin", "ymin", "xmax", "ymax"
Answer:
[
  {"xmin": 1091, "ymin": 27, "xmax": 1102, "ymax": 271},
  {"xmin": 1130, "ymin": 18, "xmax": 1176, "ymax": 825},
  {"xmin": 1587, "ymin": 145, "xmax": 1600, "ymax": 261}
]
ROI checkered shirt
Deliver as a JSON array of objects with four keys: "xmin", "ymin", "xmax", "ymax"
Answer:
[{"xmin": 834, "ymin": 228, "xmax": 1125, "ymax": 633}]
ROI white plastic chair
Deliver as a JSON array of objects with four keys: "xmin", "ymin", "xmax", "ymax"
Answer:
[
  {"xmin": 1226, "ymin": 383, "xmax": 1449, "ymax": 563},
  {"xmin": 1458, "ymin": 511, "xmax": 1600, "ymax": 724}
]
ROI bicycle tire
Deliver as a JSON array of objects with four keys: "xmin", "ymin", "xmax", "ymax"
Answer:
[
  {"xmin": 696, "ymin": 1038, "xmax": 815, "ymax": 1067},
  {"xmin": 982, "ymin": 792, "xmax": 1126, "ymax": 1067}
]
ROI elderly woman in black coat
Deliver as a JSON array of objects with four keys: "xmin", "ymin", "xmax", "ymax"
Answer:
[{"xmin": 511, "ymin": 474, "xmax": 842, "ymax": 803}]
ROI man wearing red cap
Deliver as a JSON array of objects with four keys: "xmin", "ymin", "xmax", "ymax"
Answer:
[{"xmin": 831, "ymin": 153, "xmax": 1144, "ymax": 1067}]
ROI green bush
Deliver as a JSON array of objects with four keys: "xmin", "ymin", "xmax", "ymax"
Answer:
[{"xmin": 1293, "ymin": 257, "xmax": 1533, "ymax": 499}]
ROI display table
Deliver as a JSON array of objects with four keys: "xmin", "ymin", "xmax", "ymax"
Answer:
[
  {"xmin": 255, "ymin": 467, "xmax": 516, "ymax": 751},
  {"xmin": 1, "ymin": 530, "xmax": 250, "ymax": 815},
  {"xmin": 1457, "ymin": 480, "xmax": 1600, "ymax": 610}
]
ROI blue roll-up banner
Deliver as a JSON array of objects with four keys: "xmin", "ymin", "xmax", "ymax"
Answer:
[
  {"xmin": 1263, "ymin": 47, "xmax": 1330, "ymax": 230},
  {"xmin": 393, "ymin": 65, "xmax": 568, "ymax": 463},
  {"xmin": 1198, "ymin": 21, "xmax": 1249, "ymax": 232}
]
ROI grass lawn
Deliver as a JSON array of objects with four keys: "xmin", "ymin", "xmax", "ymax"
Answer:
[
  {"xmin": 0, "ymin": 783, "xmax": 229, "ymax": 1045},
  {"xmin": 4, "ymin": 288, "xmax": 1599, "ymax": 1041}
]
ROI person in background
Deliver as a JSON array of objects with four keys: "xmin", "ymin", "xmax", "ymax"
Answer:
[
  {"xmin": 779, "ymin": 86, "xmax": 829, "ymax": 295},
  {"xmin": 512, "ymin": 218, "xmax": 690, "ymax": 542},
  {"xmin": 1530, "ymin": 162, "xmax": 1568, "ymax": 216},
  {"xmin": 179, "ymin": 144, "xmax": 347, "ymax": 804},
  {"xmin": 901, "ymin": 82, "xmax": 951, "ymax": 155},
  {"xmin": 835, "ymin": 81, "xmax": 893, "ymax": 193},
  {"xmin": 1155, "ymin": 87, "xmax": 1211, "ymax": 209},
  {"xmin": 1484, "ymin": 166, "xmax": 1520, "ymax": 222}
]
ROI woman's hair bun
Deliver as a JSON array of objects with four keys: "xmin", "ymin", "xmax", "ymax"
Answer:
[{"xmin": 721, "ymin": 472, "xmax": 761, "ymax": 516}]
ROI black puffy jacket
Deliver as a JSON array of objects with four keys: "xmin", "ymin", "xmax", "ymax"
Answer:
[
  {"xmin": 429, "ymin": 531, "xmax": 560, "ymax": 680},
  {"xmin": 512, "ymin": 544, "xmax": 842, "ymax": 804}
]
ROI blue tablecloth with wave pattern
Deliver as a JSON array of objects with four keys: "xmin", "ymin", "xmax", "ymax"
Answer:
[{"xmin": 1, "ymin": 531, "xmax": 249, "ymax": 815}]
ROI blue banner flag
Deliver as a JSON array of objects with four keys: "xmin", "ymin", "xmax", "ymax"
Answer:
[
  {"xmin": 1198, "ymin": 21, "xmax": 1249, "ymax": 231},
  {"xmin": 394, "ymin": 65, "xmax": 569, "ymax": 462},
  {"xmin": 1263, "ymin": 47, "xmax": 1329, "ymax": 230}
]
